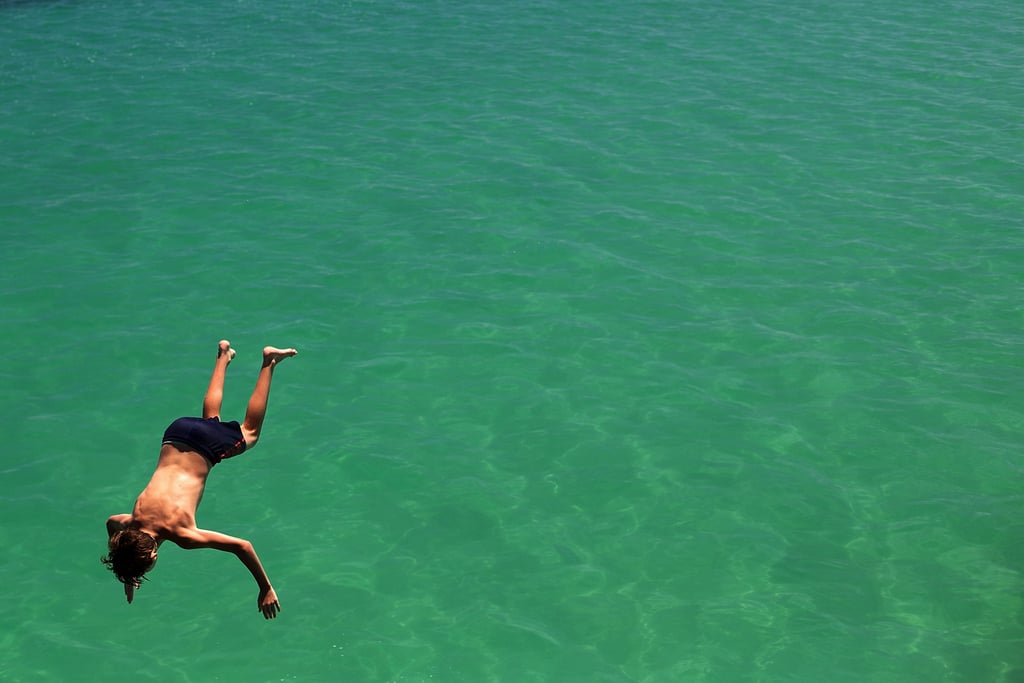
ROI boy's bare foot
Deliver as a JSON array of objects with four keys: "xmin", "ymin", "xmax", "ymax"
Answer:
[
  {"xmin": 263, "ymin": 346, "xmax": 298, "ymax": 367},
  {"xmin": 217, "ymin": 340, "xmax": 236, "ymax": 363}
]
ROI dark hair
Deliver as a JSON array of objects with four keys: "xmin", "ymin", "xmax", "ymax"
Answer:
[{"xmin": 102, "ymin": 529, "xmax": 157, "ymax": 587}]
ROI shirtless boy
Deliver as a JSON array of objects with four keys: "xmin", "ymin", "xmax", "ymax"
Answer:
[{"xmin": 103, "ymin": 340, "xmax": 297, "ymax": 619}]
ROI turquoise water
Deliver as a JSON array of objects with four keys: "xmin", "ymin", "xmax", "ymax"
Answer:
[{"xmin": 2, "ymin": 0, "xmax": 1023, "ymax": 680}]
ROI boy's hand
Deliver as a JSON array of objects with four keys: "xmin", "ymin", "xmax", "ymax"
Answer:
[
  {"xmin": 258, "ymin": 586, "xmax": 280, "ymax": 619},
  {"xmin": 125, "ymin": 581, "xmax": 137, "ymax": 604}
]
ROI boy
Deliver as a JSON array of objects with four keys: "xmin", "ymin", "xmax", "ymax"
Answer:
[{"xmin": 103, "ymin": 340, "xmax": 297, "ymax": 619}]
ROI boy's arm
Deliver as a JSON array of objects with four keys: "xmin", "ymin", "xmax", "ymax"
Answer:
[
  {"xmin": 175, "ymin": 528, "xmax": 281, "ymax": 619},
  {"xmin": 105, "ymin": 514, "xmax": 136, "ymax": 604},
  {"xmin": 106, "ymin": 514, "xmax": 132, "ymax": 537}
]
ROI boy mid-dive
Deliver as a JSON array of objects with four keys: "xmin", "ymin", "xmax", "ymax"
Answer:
[{"xmin": 103, "ymin": 340, "xmax": 297, "ymax": 619}]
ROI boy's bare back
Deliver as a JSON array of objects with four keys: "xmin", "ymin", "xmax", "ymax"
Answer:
[{"xmin": 129, "ymin": 444, "xmax": 215, "ymax": 540}]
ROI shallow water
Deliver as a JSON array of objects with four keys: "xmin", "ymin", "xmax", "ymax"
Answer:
[{"xmin": 2, "ymin": 1, "xmax": 1023, "ymax": 681}]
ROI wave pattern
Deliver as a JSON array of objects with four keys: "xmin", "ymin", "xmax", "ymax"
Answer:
[{"xmin": 1, "ymin": 0, "xmax": 1022, "ymax": 681}]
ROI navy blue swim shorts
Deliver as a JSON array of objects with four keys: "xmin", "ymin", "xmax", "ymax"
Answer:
[{"xmin": 162, "ymin": 417, "xmax": 247, "ymax": 465}]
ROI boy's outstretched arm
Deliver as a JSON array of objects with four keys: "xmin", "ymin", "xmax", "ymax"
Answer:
[{"xmin": 176, "ymin": 528, "xmax": 281, "ymax": 619}]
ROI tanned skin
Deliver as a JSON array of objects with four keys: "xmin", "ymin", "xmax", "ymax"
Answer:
[{"xmin": 106, "ymin": 340, "xmax": 297, "ymax": 619}]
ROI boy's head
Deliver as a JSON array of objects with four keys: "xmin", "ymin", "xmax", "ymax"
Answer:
[{"xmin": 102, "ymin": 529, "xmax": 158, "ymax": 593}]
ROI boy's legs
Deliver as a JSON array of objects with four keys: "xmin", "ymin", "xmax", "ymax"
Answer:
[
  {"xmin": 203, "ymin": 340, "xmax": 235, "ymax": 419},
  {"xmin": 241, "ymin": 346, "xmax": 298, "ymax": 449}
]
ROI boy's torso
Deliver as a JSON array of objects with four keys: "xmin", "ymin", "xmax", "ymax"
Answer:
[{"xmin": 131, "ymin": 444, "xmax": 212, "ymax": 541}]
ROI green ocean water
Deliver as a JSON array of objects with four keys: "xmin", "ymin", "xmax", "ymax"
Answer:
[{"xmin": 2, "ymin": 0, "xmax": 1022, "ymax": 680}]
